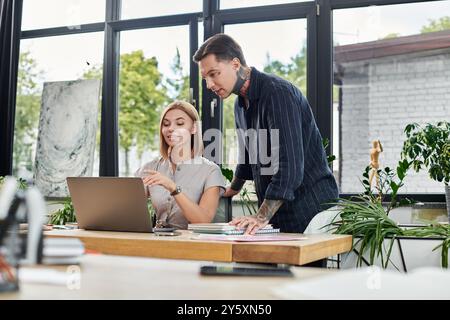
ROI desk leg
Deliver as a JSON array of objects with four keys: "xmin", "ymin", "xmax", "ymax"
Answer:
[{"xmin": 302, "ymin": 258, "xmax": 327, "ymax": 268}]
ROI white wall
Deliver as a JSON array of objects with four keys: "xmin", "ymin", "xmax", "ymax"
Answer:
[{"xmin": 340, "ymin": 48, "xmax": 450, "ymax": 193}]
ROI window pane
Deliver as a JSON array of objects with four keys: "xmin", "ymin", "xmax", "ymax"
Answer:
[
  {"xmin": 333, "ymin": 1, "xmax": 450, "ymax": 194},
  {"xmin": 220, "ymin": 0, "xmax": 309, "ymax": 10},
  {"xmin": 198, "ymin": 21, "xmax": 204, "ymax": 117},
  {"xmin": 119, "ymin": 26, "xmax": 190, "ymax": 176},
  {"xmin": 121, "ymin": 0, "xmax": 202, "ymax": 19},
  {"xmin": 222, "ymin": 19, "xmax": 307, "ymax": 170},
  {"xmin": 15, "ymin": 33, "xmax": 104, "ymax": 182},
  {"xmin": 21, "ymin": 0, "xmax": 106, "ymax": 30}
]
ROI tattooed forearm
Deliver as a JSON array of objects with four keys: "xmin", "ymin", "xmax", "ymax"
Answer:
[
  {"xmin": 230, "ymin": 177, "xmax": 246, "ymax": 192},
  {"xmin": 256, "ymin": 199, "xmax": 283, "ymax": 223}
]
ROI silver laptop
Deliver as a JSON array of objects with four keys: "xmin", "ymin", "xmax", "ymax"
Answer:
[{"xmin": 66, "ymin": 177, "xmax": 153, "ymax": 233}]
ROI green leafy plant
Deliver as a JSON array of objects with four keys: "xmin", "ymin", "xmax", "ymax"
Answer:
[
  {"xmin": 221, "ymin": 167, "xmax": 257, "ymax": 216},
  {"xmin": 360, "ymin": 161, "xmax": 414, "ymax": 215},
  {"xmin": 147, "ymin": 198, "xmax": 156, "ymax": 222},
  {"xmin": 401, "ymin": 121, "xmax": 450, "ymax": 185},
  {"xmin": 49, "ymin": 199, "xmax": 76, "ymax": 225},
  {"xmin": 330, "ymin": 195, "xmax": 403, "ymax": 268},
  {"xmin": 328, "ymin": 123, "xmax": 450, "ymax": 269},
  {"xmin": 329, "ymin": 159, "xmax": 414, "ymax": 269},
  {"xmin": 238, "ymin": 186, "xmax": 258, "ymax": 216},
  {"xmin": 0, "ymin": 176, "xmax": 28, "ymax": 190},
  {"xmin": 221, "ymin": 167, "xmax": 233, "ymax": 183},
  {"xmin": 330, "ymin": 195, "xmax": 450, "ymax": 269},
  {"xmin": 322, "ymin": 138, "xmax": 336, "ymax": 166}
]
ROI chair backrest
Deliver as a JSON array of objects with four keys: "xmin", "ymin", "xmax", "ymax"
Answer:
[
  {"xmin": 304, "ymin": 206, "xmax": 340, "ymax": 234},
  {"xmin": 212, "ymin": 197, "xmax": 232, "ymax": 223}
]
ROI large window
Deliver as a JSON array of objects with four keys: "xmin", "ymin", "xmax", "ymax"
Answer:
[
  {"xmin": 222, "ymin": 19, "xmax": 308, "ymax": 170},
  {"xmin": 214, "ymin": 19, "xmax": 308, "ymax": 202},
  {"xmin": 121, "ymin": 0, "xmax": 202, "ymax": 19},
  {"xmin": 333, "ymin": 0, "xmax": 450, "ymax": 194},
  {"xmin": 220, "ymin": 0, "xmax": 310, "ymax": 10},
  {"xmin": 7, "ymin": 0, "xmax": 447, "ymax": 201},
  {"xmin": 118, "ymin": 26, "xmax": 190, "ymax": 177},
  {"xmin": 14, "ymin": 33, "xmax": 104, "ymax": 179},
  {"xmin": 21, "ymin": 0, "xmax": 105, "ymax": 30}
]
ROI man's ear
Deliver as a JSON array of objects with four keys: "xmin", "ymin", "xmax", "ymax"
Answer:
[{"xmin": 231, "ymin": 58, "xmax": 241, "ymax": 71}]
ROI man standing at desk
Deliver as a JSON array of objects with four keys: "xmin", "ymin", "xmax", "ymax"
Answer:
[{"xmin": 193, "ymin": 34, "xmax": 338, "ymax": 235}]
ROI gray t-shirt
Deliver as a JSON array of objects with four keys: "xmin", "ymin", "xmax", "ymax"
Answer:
[{"xmin": 135, "ymin": 156, "xmax": 226, "ymax": 229}]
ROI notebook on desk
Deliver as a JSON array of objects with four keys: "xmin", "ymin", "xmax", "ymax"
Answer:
[
  {"xmin": 41, "ymin": 237, "xmax": 85, "ymax": 265},
  {"xmin": 191, "ymin": 234, "xmax": 307, "ymax": 242},
  {"xmin": 66, "ymin": 177, "xmax": 153, "ymax": 233},
  {"xmin": 188, "ymin": 223, "xmax": 280, "ymax": 235}
]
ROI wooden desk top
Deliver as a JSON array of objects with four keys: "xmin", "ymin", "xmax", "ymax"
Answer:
[
  {"xmin": 3, "ymin": 254, "xmax": 335, "ymax": 299},
  {"xmin": 44, "ymin": 229, "xmax": 352, "ymax": 265}
]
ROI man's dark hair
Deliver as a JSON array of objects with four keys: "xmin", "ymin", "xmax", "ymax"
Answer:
[{"xmin": 193, "ymin": 33, "xmax": 247, "ymax": 66}]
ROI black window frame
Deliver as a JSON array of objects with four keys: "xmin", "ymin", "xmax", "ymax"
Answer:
[
  {"xmin": 329, "ymin": 0, "xmax": 447, "ymax": 202},
  {"xmin": 0, "ymin": 0, "xmax": 445, "ymax": 202},
  {"xmin": 12, "ymin": 0, "xmax": 202, "ymax": 178}
]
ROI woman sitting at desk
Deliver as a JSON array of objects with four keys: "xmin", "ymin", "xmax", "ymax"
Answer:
[{"xmin": 135, "ymin": 101, "xmax": 225, "ymax": 229}]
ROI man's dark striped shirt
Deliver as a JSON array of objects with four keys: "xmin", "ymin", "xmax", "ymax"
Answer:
[{"xmin": 234, "ymin": 67, "xmax": 339, "ymax": 233}]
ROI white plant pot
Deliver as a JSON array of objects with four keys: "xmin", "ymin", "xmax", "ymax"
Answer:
[{"xmin": 340, "ymin": 236, "xmax": 447, "ymax": 272}]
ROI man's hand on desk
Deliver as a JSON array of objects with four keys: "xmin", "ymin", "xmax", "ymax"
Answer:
[
  {"xmin": 229, "ymin": 199, "xmax": 284, "ymax": 235},
  {"xmin": 229, "ymin": 215, "xmax": 269, "ymax": 235}
]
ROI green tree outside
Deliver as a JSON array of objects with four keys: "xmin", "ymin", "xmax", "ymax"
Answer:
[
  {"xmin": 14, "ymin": 16, "xmax": 450, "ymax": 178},
  {"xmin": 421, "ymin": 16, "xmax": 450, "ymax": 33},
  {"xmin": 84, "ymin": 50, "xmax": 168, "ymax": 176},
  {"xmin": 167, "ymin": 47, "xmax": 202, "ymax": 112},
  {"xmin": 381, "ymin": 16, "xmax": 450, "ymax": 39},
  {"xmin": 13, "ymin": 51, "xmax": 42, "ymax": 175},
  {"xmin": 222, "ymin": 45, "xmax": 308, "ymax": 168},
  {"xmin": 119, "ymin": 50, "xmax": 167, "ymax": 176},
  {"xmin": 382, "ymin": 32, "xmax": 401, "ymax": 39},
  {"xmin": 263, "ymin": 45, "xmax": 307, "ymax": 96},
  {"xmin": 167, "ymin": 47, "xmax": 190, "ymax": 101}
]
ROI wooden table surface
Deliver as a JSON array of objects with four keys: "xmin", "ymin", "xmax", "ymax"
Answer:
[
  {"xmin": 44, "ymin": 229, "xmax": 352, "ymax": 265},
  {"xmin": 2, "ymin": 254, "xmax": 336, "ymax": 300}
]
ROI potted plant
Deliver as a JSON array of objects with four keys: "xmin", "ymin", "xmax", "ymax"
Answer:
[
  {"xmin": 401, "ymin": 121, "xmax": 450, "ymax": 220},
  {"xmin": 48, "ymin": 198, "xmax": 76, "ymax": 225},
  {"xmin": 328, "ymin": 124, "xmax": 450, "ymax": 271},
  {"xmin": 330, "ymin": 164, "xmax": 450, "ymax": 270}
]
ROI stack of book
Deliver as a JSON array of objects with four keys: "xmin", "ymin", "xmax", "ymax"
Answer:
[
  {"xmin": 41, "ymin": 238, "xmax": 85, "ymax": 265},
  {"xmin": 188, "ymin": 223, "xmax": 280, "ymax": 235}
]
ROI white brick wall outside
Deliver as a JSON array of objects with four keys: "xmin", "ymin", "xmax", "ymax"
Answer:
[{"xmin": 339, "ymin": 49, "xmax": 450, "ymax": 194}]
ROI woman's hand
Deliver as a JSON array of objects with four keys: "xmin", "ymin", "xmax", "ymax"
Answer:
[
  {"xmin": 142, "ymin": 170, "xmax": 176, "ymax": 193},
  {"xmin": 229, "ymin": 215, "xmax": 269, "ymax": 235}
]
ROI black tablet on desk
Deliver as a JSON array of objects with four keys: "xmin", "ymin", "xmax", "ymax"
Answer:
[{"xmin": 200, "ymin": 265, "xmax": 294, "ymax": 277}]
